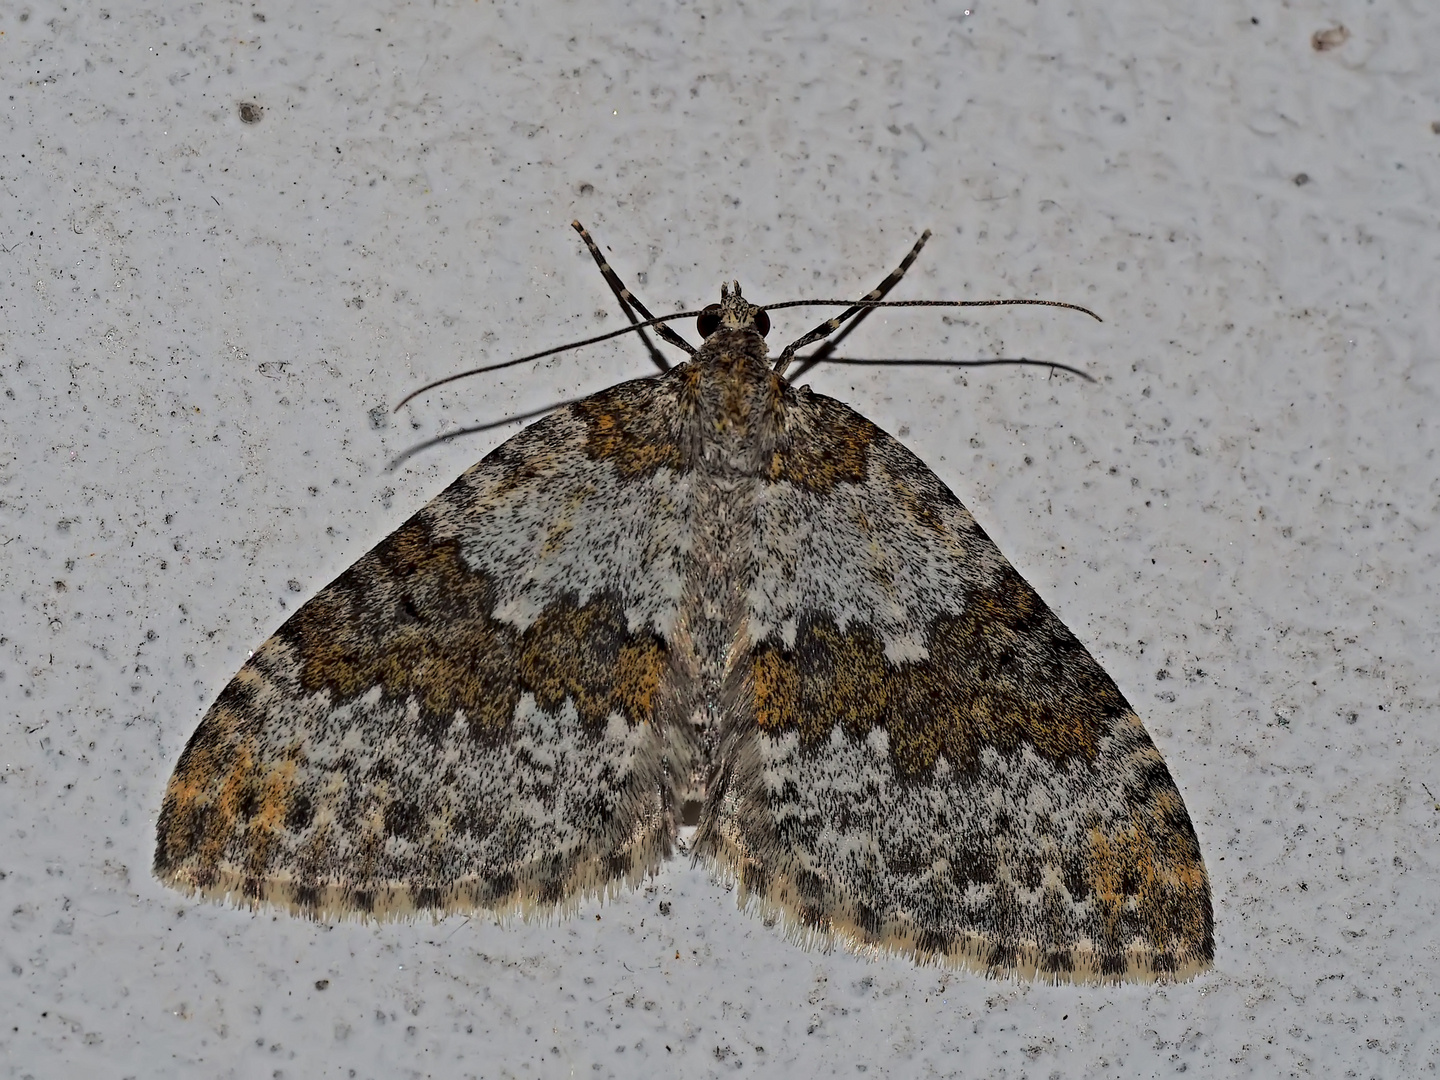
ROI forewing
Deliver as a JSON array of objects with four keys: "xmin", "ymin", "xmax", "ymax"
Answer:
[
  {"xmin": 155, "ymin": 377, "xmax": 694, "ymax": 918},
  {"xmin": 696, "ymin": 391, "xmax": 1213, "ymax": 982}
]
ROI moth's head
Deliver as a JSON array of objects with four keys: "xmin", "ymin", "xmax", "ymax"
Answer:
[{"xmin": 697, "ymin": 281, "xmax": 771, "ymax": 340}]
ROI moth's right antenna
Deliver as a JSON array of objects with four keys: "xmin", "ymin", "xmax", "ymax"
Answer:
[{"xmin": 770, "ymin": 231, "xmax": 1102, "ymax": 377}]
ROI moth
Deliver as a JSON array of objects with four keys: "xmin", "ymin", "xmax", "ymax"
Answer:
[{"xmin": 156, "ymin": 222, "xmax": 1212, "ymax": 983}]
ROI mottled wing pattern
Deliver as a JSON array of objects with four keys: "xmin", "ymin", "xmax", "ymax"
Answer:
[
  {"xmin": 695, "ymin": 390, "xmax": 1213, "ymax": 983},
  {"xmin": 155, "ymin": 376, "xmax": 695, "ymax": 919}
]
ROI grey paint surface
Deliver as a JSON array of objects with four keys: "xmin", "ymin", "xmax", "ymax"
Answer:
[{"xmin": 2, "ymin": 1, "xmax": 1437, "ymax": 1076}]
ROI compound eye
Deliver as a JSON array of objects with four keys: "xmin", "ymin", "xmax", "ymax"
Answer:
[
  {"xmin": 752, "ymin": 308, "xmax": 771, "ymax": 337},
  {"xmin": 697, "ymin": 304, "xmax": 722, "ymax": 338}
]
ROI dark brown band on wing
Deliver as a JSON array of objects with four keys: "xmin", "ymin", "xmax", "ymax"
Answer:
[
  {"xmin": 279, "ymin": 518, "xmax": 666, "ymax": 737},
  {"xmin": 751, "ymin": 563, "xmax": 1122, "ymax": 779}
]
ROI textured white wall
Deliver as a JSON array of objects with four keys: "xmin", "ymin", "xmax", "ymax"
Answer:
[{"xmin": 3, "ymin": 0, "xmax": 1437, "ymax": 1076}]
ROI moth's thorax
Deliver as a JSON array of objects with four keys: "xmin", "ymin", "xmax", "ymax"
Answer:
[
  {"xmin": 682, "ymin": 328, "xmax": 786, "ymax": 477},
  {"xmin": 692, "ymin": 327, "xmax": 773, "ymax": 386}
]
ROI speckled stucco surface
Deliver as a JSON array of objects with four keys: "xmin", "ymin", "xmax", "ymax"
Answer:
[{"xmin": 2, "ymin": 1, "xmax": 1438, "ymax": 1076}]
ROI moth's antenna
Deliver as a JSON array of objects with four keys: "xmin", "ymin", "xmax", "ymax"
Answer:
[
  {"xmin": 770, "ymin": 297, "xmax": 1104, "ymax": 376},
  {"xmin": 397, "ymin": 228, "xmax": 1104, "ymax": 411},
  {"xmin": 780, "ymin": 230, "xmax": 934, "ymax": 381},
  {"xmin": 572, "ymin": 221, "xmax": 696, "ymax": 367},
  {"xmin": 387, "ymin": 390, "xmax": 631, "ymax": 470},
  {"xmin": 393, "ymin": 308, "xmax": 706, "ymax": 412},
  {"xmin": 812, "ymin": 356, "xmax": 1095, "ymax": 382},
  {"xmin": 768, "ymin": 229, "xmax": 1102, "ymax": 376},
  {"xmin": 772, "ymin": 230, "xmax": 932, "ymax": 375}
]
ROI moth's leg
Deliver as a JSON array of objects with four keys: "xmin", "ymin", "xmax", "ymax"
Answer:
[
  {"xmin": 774, "ymin": 230, "xmax": 932, "ymax": 376},
  {"xmin": 571, "ymin": 221, "xmax": 696, "ymax": 370}
]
